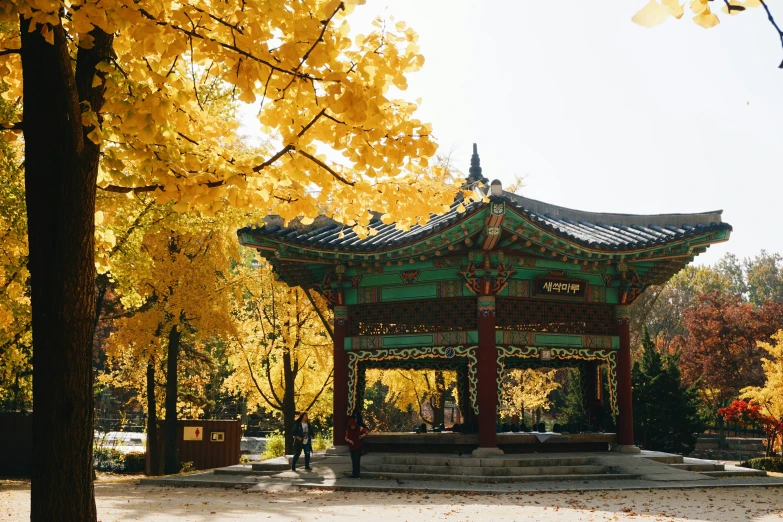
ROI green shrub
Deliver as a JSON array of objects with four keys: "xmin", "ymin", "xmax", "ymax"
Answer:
[
  {"xmin": 122, "ymin": 452, "xmax": 146, "ymax": 473},
  {"xmin": 93, "ymin": 448, "xmax": 125, "ymax": 473},
  {"xmin": 740, "ymin": 457, "xmax": 783, "ymax": 473},
  {"xmin": 180, "ymin": 461, "xmax": 195, "ymax": 473},
  {"xmin": 261, "ymin": 431, "xmax": 286, "ymax": 460},
  {"xmin": 312, "ymin": 431, "xmax": 332, "ymax": 451},
  {"xmin": 93, "ymin": 449, "xmax": 146, "ymax": 473}
]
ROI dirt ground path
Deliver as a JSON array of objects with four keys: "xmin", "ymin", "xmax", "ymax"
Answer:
[{"xmin": 2, "ymin": 478, "xmax": 783, "ymax": 521}]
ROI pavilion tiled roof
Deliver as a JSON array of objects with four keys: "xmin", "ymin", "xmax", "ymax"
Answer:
[
  {"xmin": 238, "ymin": 193, "xmax": 730, "ymax": 254},
  {"xmin": 238, "ymin": 143, "xmax": 731, "ymax": 258},
  {"xmin": 503, "ymin": 193, "xmax": 730, "ymax": 251}
]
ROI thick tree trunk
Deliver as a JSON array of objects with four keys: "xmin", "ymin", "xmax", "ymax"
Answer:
[
  {"xmin": 146, "ymin": 361, "xmax": 160, "ymax": 476},
  {"xmin": 164, "ymin": 325, "xmax": 181, "ymax": 474},
  {"xmin": 21, "ymin": 16, "xmax": 112, "ymax": 522},
  {"xmin": 282, "ymin": 350, "xmax": 296, "ymax": 455}
]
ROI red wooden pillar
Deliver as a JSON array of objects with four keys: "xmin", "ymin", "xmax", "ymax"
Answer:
[
  {"xmin": 475, "ymin": 295, "xmax": 501, "ymax": 454},
  {"xmin": 333, "ymin": 305, "xmax": 349, "ymax": 447},
  {"xmin": 614, "ymin": 305, "xmax": 638, "ymax": 451}
]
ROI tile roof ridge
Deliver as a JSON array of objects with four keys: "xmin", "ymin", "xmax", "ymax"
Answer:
[{"xmin": 502, "ymin": 192, "xmax": 724, "ymax": 228}]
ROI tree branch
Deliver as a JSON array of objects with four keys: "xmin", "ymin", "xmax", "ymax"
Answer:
[
  {"xmin": 279, "ymin": 3, "xmax": 344, "ymax": 97},
  {"xmin": 302, "ymin": 286, "xmax": 333, "ymax": 341},
  {"xmin": 759, "ymin": 1, "xmax": 783, "ymax": 68},
  {"xmin": 239, "ymin": 342, "xmax": 282, "ymax": 410},
  {"xmin": 297, "ymin": 149, "xmax": 354, "ymax": 186},
  {"xmin": 302, "ymin": 367, "xmax": 334, "ymax": 413},
  {"xmin": 137, "ymin": 8, "xmax": 326, "ymax": 82}
]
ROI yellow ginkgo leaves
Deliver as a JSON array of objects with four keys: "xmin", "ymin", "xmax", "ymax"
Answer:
[
  {"xmin": 632, "ymin": 0, "xmax": 684, "ymax": 28},
  {"xmin": 632, "ymin": 0, "xmax": 761, "ymax": 29},
  {"xmin": 0, "ymin": 0, "xmax": 460, "ymax": 242}
]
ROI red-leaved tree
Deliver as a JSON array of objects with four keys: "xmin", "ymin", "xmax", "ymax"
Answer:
[
  {"xmin": 678, "ymin": 292, "xmax": 783, "ymax": 409},
  {"xmin": 718, "ymin": 400, "xmax": 782, "ymax": 457}
]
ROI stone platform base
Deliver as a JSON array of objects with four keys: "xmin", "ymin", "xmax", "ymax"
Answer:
[
  {"xmin": 362, "ymin": 432, "xmax": 617, "ymax": 454},
  {"xmin": 471, "ymin": 447, "xmax": 505, "ymax": 457},
  {"xmin": 611, "ymin": 445, "xmax": 642, "ymax": 454}
]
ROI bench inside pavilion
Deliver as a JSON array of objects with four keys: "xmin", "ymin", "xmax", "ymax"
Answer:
[{"xmin": 237, "ymin": 145, "xmax": 731, "ymax": 455}]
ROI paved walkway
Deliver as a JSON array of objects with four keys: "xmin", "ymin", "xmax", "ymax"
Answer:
[
  {"xmin": 3, "ymin": 478, "xmax": 783, "ymax": 521},
  {"xmin": 138, "ymin": 451, "xmax": 783, "ymax": 493}
]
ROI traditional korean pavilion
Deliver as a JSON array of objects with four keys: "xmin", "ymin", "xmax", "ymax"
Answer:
[{"xmin": 237, "ymin": 145, "xmax": 731, "ymax": 455}]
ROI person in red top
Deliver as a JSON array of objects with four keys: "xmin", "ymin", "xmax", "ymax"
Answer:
[{"xmin": 344, "ymin": 416, "xmax": 367, "ymax": 479}]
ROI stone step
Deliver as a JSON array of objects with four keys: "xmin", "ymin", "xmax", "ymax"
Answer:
[
  {"xmin": 670, "ymin": 463, "xmax": 724, "ymax": 472},
  {"xmin": 644, "ymin": 455, "xmax": 684, "ymax": 465},
  {"xmin": 214, "ymin": 468, "xmax": 277, "ymax": 476},
  {"xmin": 252, "ymin": 462, "xmax": 291, "ymax": 471},
  {"xmin": 699, "ymin": 469, "xmax": 767, "ymax": 478},
  {"xmin": 378, "ymin": 456, "xmax": 592, "ymax": 468},
  {"xmin": 364, "ymin": 464, "xmax": 609, "ymax": 477},
  {"xmin": 349, "ymin": 471, "xmax": 639, "ymax": 483}
]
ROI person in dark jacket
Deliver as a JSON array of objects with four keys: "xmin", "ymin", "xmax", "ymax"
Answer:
[
  {"xmin": 590, "ymin": 399, "xmax": 605, "ymax": 433},
  {"xmin": 291, "ymin": 412, "xmax": 314, "ymax": 472},
  {"xmin": 345, "ymin": 416, "xmax": 367, "ymax": 478}
]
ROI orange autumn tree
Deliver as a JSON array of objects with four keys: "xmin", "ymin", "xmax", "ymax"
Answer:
[{"xmin": 0, "ymin": 1, "xmax": 457, "ymax": 518}]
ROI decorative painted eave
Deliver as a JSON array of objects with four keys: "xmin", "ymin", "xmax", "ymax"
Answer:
[{"xmin": 238, "ymin": 144, "xmax": 731, "ymax": 292}]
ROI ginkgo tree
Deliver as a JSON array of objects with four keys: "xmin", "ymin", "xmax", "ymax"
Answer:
[
  {"xmin": 0, "ymin": 95, "xmax": 29, "ymax": 411},
  {"xmin": 741, "ymin": 330, "xmax": 783, "ymax": 455},
  {"xmin": 500, "ymin": 368, "xmax": 560, "ymax": 424},
  {"xmin": 100, "ymin": 204, "xmax": 243, "ymax": 474},
  {"xmin": 0, "ymin": 0, "xmax": 458, "ymax": 518},
  {"xmin": 367, "ymin": 369, "xmax": 457, "ymax": 427},
  {"xmin": 225, "ymin": 260, "xmax": 334, "ymax": 454}
]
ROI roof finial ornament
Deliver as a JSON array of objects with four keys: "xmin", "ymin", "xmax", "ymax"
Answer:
[{"xmin": 466, "ymin": 142, "xmax": 489, "ymax": 187}]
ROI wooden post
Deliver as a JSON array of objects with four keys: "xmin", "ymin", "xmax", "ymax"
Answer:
[
  {"xmin": 475, "ymin": 295, "xmax": 502, "ymax": 455},
  {"xmin": 333, "ymin": 305, "xmax": 349, "ymax": 448},
  {"xmin": 614, "ymin": 306, "xmax": 639, "ymax": 452}
]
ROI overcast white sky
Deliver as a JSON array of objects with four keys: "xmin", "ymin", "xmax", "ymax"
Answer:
[{"xmin": 243, "ymin": 1, "xmax": 783, "ymax": 265}]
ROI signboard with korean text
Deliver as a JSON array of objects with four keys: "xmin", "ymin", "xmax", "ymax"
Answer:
[
  {"xmin": 183, "ymin": 426, "xmax": 203, "ymax": 441},
  {"xmin": 534, "ymin": 277, "xmax": 587, "ymax": 298}
]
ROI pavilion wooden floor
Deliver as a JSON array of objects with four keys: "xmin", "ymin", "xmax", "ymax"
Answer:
[{"xmin": 363, "ymin": 432, "xmax": 617, "ymax": 454}]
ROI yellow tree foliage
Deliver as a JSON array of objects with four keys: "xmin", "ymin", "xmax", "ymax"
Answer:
[
  {"xmin": 367, "ymin": 368, "xmax": 456, "ymax": 426},
  {"xmin": 0, "ymin": 100, "xmax": 30, "ymax": 409},
  {"xmin": 501, "ymin": 368, "xmax": 561, "ymax": 420},
  {"xmin": 633, "ymin": 0, "xmax": 764, "ymax": 30},
  {"xmin": 0, "ymin": 0, "xmax": 463, "ymax": 515},
  {"xmin": 100, "ymin": 208, "xmax": 241, "ymax": 417},
  {"xmin": 225, "ymin": 261, "xmax": 333, "ymax": 451},
  {"xmin": 742, "ymin": 330, "xmax": 783, "ymax": 450},
  {"xmin": 0, "ymin": 0, "xmax": 459, "ymax": 234}
]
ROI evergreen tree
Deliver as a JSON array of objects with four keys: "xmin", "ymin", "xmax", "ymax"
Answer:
[
  {"xmin": 633, "ymin": 326, "xmax": 705, "ymax": 454},
  {"xmin": 559, "ymin": 369, "xmax": 588, "ymax": 430}
]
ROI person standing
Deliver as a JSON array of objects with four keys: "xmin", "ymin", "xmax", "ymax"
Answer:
[
  {"xmin": 291, "ymin": 412, "xmax": 313, "ymax": 472},
  {"xmin": 345, "ymin": 416, "xmax": 367, "ymax": 479},
  {"xmin": 590, "ymin": 399, "xmax": 605, "ymax": 433}
]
